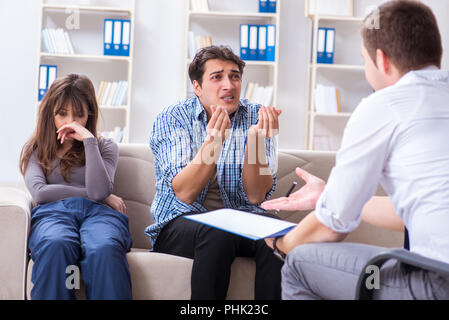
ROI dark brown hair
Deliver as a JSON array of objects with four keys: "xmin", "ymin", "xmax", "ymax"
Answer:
[
  {"xmin": 361, "ymin": 0, "xmax": 442, "ymax": 73},
  {"xmin": 20, "ymin": 73, "xmax": 99, "ymax": 182},
  {"xmin": 188, "ymin": 45, "xmax": 246, "ymax": 86}
]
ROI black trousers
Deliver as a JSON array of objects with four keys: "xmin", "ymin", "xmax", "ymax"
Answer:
[{"xmin": 153, "ymin": 212, "xmax": 284, "ymax": 300}]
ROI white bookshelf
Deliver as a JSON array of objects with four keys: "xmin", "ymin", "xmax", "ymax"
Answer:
[
  {"xmin": 36, "ymin": 0, "xmax": 135, "ymax": 143},
  {"xmin": 182, "ymin": 0, "xmax": 281, "ymax": 107},
  {"xmin": 305, "ymin": 6, "xmax": 372, "ymax": 151}
]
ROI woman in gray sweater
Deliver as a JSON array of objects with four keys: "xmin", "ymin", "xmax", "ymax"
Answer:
[{"xmin": 19, "ymin": 74, "xmax": 132, "ymax": 300}]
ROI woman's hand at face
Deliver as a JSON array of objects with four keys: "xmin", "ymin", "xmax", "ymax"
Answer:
[{"xmin": 57, "ymin": 121, "xmax": 94, "ymax": 144}]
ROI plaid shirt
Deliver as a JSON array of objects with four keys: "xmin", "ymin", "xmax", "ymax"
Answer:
[{"xmin": 145, "ymin": 97, "xmax": 278, "ymax": 247}]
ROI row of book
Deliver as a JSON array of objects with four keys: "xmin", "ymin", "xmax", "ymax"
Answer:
[
  {"xmin": 97, "ymin": 81, "xmax": 128, "ymax": 107},
  {"xmin": 187, "ymin": 32, "xmax": 212, "ymax": 59},
  {"xmin": 191, "ymin": 0, "xmax": 209, "ymax": 12},
  {"xmin": 317, "ymin": 27, "xmax": 335, "ymax": 64},
  {"xmin": 104, "ymin": 19, "xmax": 131, "ymax": 56},
  {"xmin": 315, "ymin": 84, "xmax": 341, "ymax": 113},
  {"xmin": 259, "ymin": 0, "xmax": 277, "ymax": 13},
  {"xmin": 240, "ymin": 24, "xmax": 276, "ymax": 61},
  {"xmin": 100, "ymin": 127, "xmax": 125, "ymax": 143},
  {"xmin": 243, "ymin": 82, "xmax": 274, "ymax": 106},
  {"xmin": 42, "ymin": 28, "xmax": 75, "ymax": 55}
]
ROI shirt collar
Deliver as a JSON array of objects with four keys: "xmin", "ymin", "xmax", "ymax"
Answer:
[
  {"xmin": 397, "ymin": 65, "xmax": 449, "ymax": 86},
  {"xmin": 193, "ymin": 96, "xmax": 206, "ymax": 120}
]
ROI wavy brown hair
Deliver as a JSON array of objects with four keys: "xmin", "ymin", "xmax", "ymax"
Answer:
[{"xmin": 20, "ymin": 73, "xmax": 99, "ymax": 182}]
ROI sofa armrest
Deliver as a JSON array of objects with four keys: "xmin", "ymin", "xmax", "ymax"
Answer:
[{"xmin": 0, "ymin": 187, "xmax": 32, "ymax": 299}]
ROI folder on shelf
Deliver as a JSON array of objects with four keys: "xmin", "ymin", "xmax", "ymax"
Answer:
[
  {"xmin": 248, "ymin": 25, "xmax": 259, "ymax": 61},
  {"xmin": 257, "ymin": 25, "xmax": 267, "ymax": 61},
  {"xmin": 38, "ymin": 65, "xmax": 57, "ymax": 101},
  {"xmin": 240, "ymin": 24, "xmax": 249, "ymax": 60},
  {"xmin": 266, "ymin": 24, "xmax": 276, "ymax": 62},
  {"xmin": 184, "ymin": 209, "xmax": 297, "ymax": 241},
  {"xmin": 317, "ymin": 27, "xmax": 326, "ymax": 64},
  {"xmin": 121, "ymin": 20, "xmax": 131, "ymax": 56},
  {"xmin": 268, "ymin": 0, "xmax": 277, "ymax": 13},
  {"xmin": 325, "ymin": 28, "xmax": 335, "ymax": 64},
  {"xmin": 104, "ymin": 19, "xmax": 114, "ymax": 55},
  {"xmin": 259, "ymin": 0, "xmax": 268, "ymax": 13},
  {"xmin": 38, "ymin": 65, "xmax": 48, "ymax": 101},
  {"xmin": 113, "ymin": 20, "xmax": 122, "ymax": 55}
]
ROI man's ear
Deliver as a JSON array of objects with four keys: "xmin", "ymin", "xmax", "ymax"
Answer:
[
  {"xmin": 193, "ymin": 80, "xmax": 202, "ymax": 97},
  {"xmin": 376, "ymin": 48, "xmax": 391, "ymax": 74}
]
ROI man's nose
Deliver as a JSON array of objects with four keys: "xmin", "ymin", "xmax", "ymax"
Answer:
[{"xmin": 222, "ymin": 76, "xmax": 234, "ymax": 89}]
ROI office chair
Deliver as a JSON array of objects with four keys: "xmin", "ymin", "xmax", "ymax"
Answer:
[{"xmin": 355, "ymin": 228, "xmax": 449, "ymax": 299}]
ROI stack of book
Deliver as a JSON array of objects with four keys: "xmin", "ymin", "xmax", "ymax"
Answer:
[
  {"xmin": 314, "ymin": 84, "xmax": 341, "ymax": 113},
  {"xmin": 313, "ymin": 135, "xmax": 339, "ymax": 151},
  {"xmin": 42, "ymin": 28, "xmax": 75, "ymax": 55},
  {"xmin": 188, "ymin": 31, "xmax": 212, "ymax": 59},
  {"xmin": 191, "ymin": 0, "xmax": 209, "ymax": 11},
  {"xmin": 244, "ymin": 82, "xmax": 274, "ymax": 106},
  {"xmin": 96, "ymin": 81, "xmax": 128, "ymax": 107},
  {"xmin": 100, "ymin": 127, "xmax": 125, "ymax": 143}
]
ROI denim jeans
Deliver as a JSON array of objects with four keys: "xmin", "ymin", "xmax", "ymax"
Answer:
[{"xmin": 29, "ymin": 197, "xmax": 133, "ymax": 300}]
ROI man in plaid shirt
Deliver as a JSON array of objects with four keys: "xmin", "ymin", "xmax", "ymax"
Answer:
[{"xmin": 146, "ymin": 46, "xmax": 283, "ymax": 299}]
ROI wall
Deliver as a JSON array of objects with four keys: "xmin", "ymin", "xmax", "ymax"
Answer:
[{"xmin": 0, "ymin": 0, "xmax": 448, "ymax": 185}]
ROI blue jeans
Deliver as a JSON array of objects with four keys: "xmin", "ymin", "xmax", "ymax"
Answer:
[{"xmin": 28, "ymin": 197, "xmax": 133, "ymax": 300}]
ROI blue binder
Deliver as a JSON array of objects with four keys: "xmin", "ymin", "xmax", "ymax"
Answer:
[
  {"xmin": 317, "ymin": 27, "xmax": 327, "ymax": 64},
  {"xmin": 121, "ymin": 20, "xmax": 131, "ymax": 56},
  {"xmin": 112, "ymin": 20, "xmax": 122, "ymax": 55},
  {"xmin": 38, "ymin": 65, "xmax": 57, "ymax": 101},
  {"xmin": 325, "ymin": 28, "xmax": 335, "ymax": 64},
  {"xmin": 257, "ymin": 25, "xmax": 267, "ymax": 61},
  {"xmin": 240, "ymin": 24, "xmax": 249, "ymax": 60},
  {"xmin": 103, "ymin": 19, "xmax": 114, "ymax": 55},
  {"xmin": 268, "ymin": 0, "xmax": 277, "ymax": 13},
  {"xmin": 266, "ymin": 24, "xmax": 276, "ymax": 62},
  {"xmin": 248, "ymin": 25, "xmax": 259, "ymax": 61},
  {"xmin": 259, "ymin": 0, "xmax": 268, "ymax": 13}
]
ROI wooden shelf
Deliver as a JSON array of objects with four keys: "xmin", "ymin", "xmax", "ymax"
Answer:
[
  {"xmin": 311, "ymin": 15, "xmax": 364, "ymax": 22},
  {"xmin": 42, "ymin": 4, "xmax": 132, "ymax": 14},
  {"xmin": 311, "ymin": 63, "xmax": 365, "ymax": 71},
  {"xmin": 188, "ymin": 10, "xmax": 277, "ymax": 19},
  {"xmin": 312, "ymin": 112, "xmax": 352, "ymax": 118},
  {"xmin": 40, "ymin": 53, "xmax": 131, "ymax": 62}
]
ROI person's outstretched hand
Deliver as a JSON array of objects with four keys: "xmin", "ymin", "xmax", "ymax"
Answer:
[{"xmin": 261, "ymin": 168, "xmax": 326, "ymax": 212}]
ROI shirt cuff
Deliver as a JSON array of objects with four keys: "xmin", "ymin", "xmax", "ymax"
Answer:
[
  {"xmin": 315, "ymin": 192, "xmax": 361, "ymax": 234},
  {"xmin": 83, "ymin": 137, "xmax": 98, "ymax": 146}
]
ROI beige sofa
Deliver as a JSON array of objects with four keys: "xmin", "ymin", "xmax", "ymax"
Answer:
[{"xmin": 0, "ymin": 145, "xmax": 404, "ymax": 300}]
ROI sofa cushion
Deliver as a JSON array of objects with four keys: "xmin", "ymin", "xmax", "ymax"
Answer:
[{"xmin": 114, "ymin": 144, "xmax": 155, "ymax": 250}]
